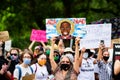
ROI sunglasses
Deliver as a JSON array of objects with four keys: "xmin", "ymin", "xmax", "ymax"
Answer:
[{"xmin": 11, "ymin": 54, "xmax": 18, "ymax": 56}]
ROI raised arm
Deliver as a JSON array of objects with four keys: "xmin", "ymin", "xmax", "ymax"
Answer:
[
  {"xmin": 79, "ymin": 47, "xmax": 86, "ymax": 67},
  {"xmin": 49, "ymin": 37, "xmax": 58, "ymax": 72},
  {"xmin": 40, "ymin": 41, "xmax": 46, "ymax": 52},
  {"xmin": 28, "ymin": 41, "xmax": 35, "ymax": 53},
  {"xmin": 97, "ymin": 44, "xmax": 105, "ymax": 61},
  {"xmin": 58, "ymin": 39, "xmax": 64, "ymax": 48},
  {"xmin": 114, "ymin": 60, "xmax": 120, "ymax": 75},
  {"xmin": 74, "ymin": 37, "xmax": 80, "ymax": 73},
  {"xmin": 58, "ymin": 39, "xmax": 65, "ymax": 55}
]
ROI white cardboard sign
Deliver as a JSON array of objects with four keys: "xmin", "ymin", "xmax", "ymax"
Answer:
[{"xmin": 80, "ymin": 23, "xmax": 112, "ymax": 49}]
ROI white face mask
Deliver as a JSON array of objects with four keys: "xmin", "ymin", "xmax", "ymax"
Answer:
[{"xmin": 83, "ymin": 52, "xmax": 88, "ymax": 59}]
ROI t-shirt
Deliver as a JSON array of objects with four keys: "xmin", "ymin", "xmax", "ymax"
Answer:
[
  {"xmin": 94, "ymin": 64, "xmax": 99, "ymax": 74},
  {"xmin": 31, "ymin": 63, "xmax": 49, "ymax": 80},
  {"xmin": 98, "ymin": 61, "xmax": 112, "ymax": 80},
  {"xmin": 55, "ymin": 36, "xmax": 76, "ymax": 50},
  {"xmin": 77, "ymin": 58, "xmax": 95, "ymax": 80},
  {"xmin": 13, "ymin": 65, "xmax": 33, "ymax": 80}
]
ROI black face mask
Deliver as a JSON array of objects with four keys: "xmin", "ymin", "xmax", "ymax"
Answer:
[
  {"xmin": 103, "ymin": 56, "xmax": 109, "ymax": 61},
  {"xmin": 60, "ymin": 64, "xmax": 70, "ymax": 71},
  {"xmin": 7, "ymin": 56, "xmax": 11, "ymax": 60}
]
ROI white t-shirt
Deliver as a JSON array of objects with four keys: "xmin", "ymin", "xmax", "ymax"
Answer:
[
  {"xmin": 94, "ymin": 64, "xmax": 99, "ymax": 74},
  {"xmin": 13, "ymin": 65, "xmax": 33, "ymax": 80},
  {"xmin": 31, "ymin": 63, "xmax": 49, "ymax": 80},
  {"xmin": 77, "ymin": 58, "xmax": 95, "ymax": 80}
]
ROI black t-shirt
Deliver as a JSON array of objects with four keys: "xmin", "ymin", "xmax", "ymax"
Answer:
[
  {"xmin": 0, "ymin": 56, "xmax": 8, "ymax": 70},
  {"xmin": 114, "ymin": 73, "xmax": 120, "ymax": 80},
  {"xmin": 55, "ymin": 35, "xmax": 76, "ymax": 51},
  {"xmin": 8, "ymin": 60, "xmax": 19, "ymax": 74},
  {"xmin": 0, "ymin": 73, "xmax": 10, "ymax": 80}
]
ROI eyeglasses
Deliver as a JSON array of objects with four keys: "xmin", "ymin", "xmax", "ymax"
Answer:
[
  {"xmin": 11, "ymin": 54, "xmax": 18, "ymax": 56},
  {"xmin": 61, "ymin": 61, "xmax": 70, "ymax": 64}
]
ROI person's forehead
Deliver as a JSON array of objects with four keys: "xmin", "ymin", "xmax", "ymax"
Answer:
[
  {"xmin": 39, "ymin": 54, "xmax": 46, "ymax": 58},
  {"xmin": 11, "ymin": 50, "xmax": 18, "ymax": 53},
  {"xmin": 103, "ymin": 51, "xmax": 109, "ymax": 55},
  {"xmin": 61, "ymin": 57, "xmax": 69, "ymax": 61},
  {"xmin": 61, "ymin": 22, "xmax": 70, "ymax": 26},
  {"xmin": 24, "ymin": 53, "xmax": 31, "ymax": 57}
]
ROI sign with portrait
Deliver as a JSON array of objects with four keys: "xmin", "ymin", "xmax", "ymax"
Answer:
[
  {"xmin": 80, "ymin": 23, "xmax": 112, "ymax": 49},
  {"xmin": 30, "ymin": 29, "xmax": 47, "ymax": 42},
  {"xmin": 46, "ymin": 18, "xmax": 86, "ymax": 39}
]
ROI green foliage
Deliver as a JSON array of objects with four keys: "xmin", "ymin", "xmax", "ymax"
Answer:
[{"xmin": 0, "ymin": 0, "xmax": 120, "ymax": 50}]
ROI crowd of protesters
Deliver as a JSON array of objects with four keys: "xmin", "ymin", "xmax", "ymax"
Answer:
[{"xmin": 0, "ymin": 36, "xmax": 120, "ymax": 80}]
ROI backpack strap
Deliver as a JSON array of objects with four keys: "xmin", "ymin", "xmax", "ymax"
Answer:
[
  {"xmin": 16, "ymin": 66, "xmax": 22, "ymax": 80},
  {"xmin": 29, "ymin": 66, "xmax": 33, "ymax": 73},
  {"xmin": 35, "ymin": 63, "xmax": 37, "ymax": 73}
]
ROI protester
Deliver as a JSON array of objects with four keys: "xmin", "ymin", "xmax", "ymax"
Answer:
[
  {"xmin": 28, "ymin": 41, "xmax": 45, "ymax": 58},
  {"xmin": 49, "ymin": 37, "xmax": 80, "ymax": 80},
  {"xmin": 0, "ymin": 58, "xmax": 10, "ymax": 80},
  {"xmin": 97, "ymin": 44, "xmax": 112, "ymax": 80},
  {"xmin": 31, "ymin": 53, "xmax": 51, "ymax": 80},
  {"xmin": 13, "ymin": 49, "xmax": 33, "ymax": 80},
  {"xmin": 0, "ymin": 41, "xmax": 11, "ymax": 80},
  {"xmin": 8, "ymin": 48, "xmax": 20, "ymax": 75},
  {"xmin": 53, "ymin": 49, "xmax": 61, "ymax": 64},
  {"xmin": 77, "ymin": 48, "xmax": 97, "ymax": 80}
]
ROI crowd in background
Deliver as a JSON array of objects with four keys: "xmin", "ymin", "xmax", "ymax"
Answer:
[{"xmin": 0, "ymin": 36, "xmax": 120, "ymax": 80}]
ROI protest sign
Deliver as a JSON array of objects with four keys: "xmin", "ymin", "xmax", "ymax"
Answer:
[
  {"xmin": 22, "ymin": 74, "xmax": 35, "ymax": 80},
  {"xmin": 46, "ymin": 18, "xmax": 86, "ymax": 39},
  {"xmin": 5, "ymin": 40, "xmax": 12, "ymax": 51},
  {"xmin": 113, "ymin": 44, "xmax": 120, "ymax": 60},
  {"xmin": 112, "ymin": 44, "xmax": 120, "ymax": 78},
  {"xmin": 80, "ymin": 23, "xmax": 112, "ymax": 49},
  {"xmin": 30, "ymin": 29, "xmax": 47, "ymax": 42},
  {"xmin": 112, "ymin": 38, "xmax": 120, "ymax": 43},
  {"xmin": 0, "ymin": 31, "xmax": 9, "ymax": 41}
]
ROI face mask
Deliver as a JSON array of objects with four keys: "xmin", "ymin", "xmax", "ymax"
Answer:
[
  {"xmin": 7, "ymin": 56, "xmax": 11, "ymax": 60},
  {"xmin": 83, "ymin": 52, "xmax": 88, "ymax": 59},
  {"xmin": 54, "ymin": 56, "xmax": 60, "ymax": 63},
  {"xmin": 46, "ymin": 50, "xmax": 50, "ymax": 55},
  {"xmin": 60, "ymin": 64, "xmax": 70, "ymax": 71},
  {"xmin": 23, "ymin": 58, "xmax": 31, "ymax": 65},
  {"xmin": 103, "ymin": 56, "xmax": 109, "ymax": 61},
  {"xmin": 54, "ymin": 56, "xmax": 59, "ymax": 61},
  {"xmin": 11, "ymin": 55, "xmax": 18, "ymax": 61},
  {"xmin": 38, "ymin": 59, "xmax": 46, "ymax": 66}
]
